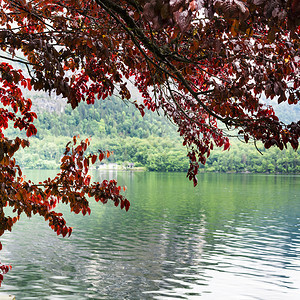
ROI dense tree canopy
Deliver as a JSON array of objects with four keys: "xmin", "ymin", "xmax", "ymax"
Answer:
[{"xmin": 0, "ymin": 0, "xmax": 299, "ymax": 283}]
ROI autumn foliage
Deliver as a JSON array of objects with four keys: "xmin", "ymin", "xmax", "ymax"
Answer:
[{"xmin": 0, "ymin": 0, "xmax": 299, "ymax": 284}]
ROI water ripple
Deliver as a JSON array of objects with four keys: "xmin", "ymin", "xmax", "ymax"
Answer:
[{"xmin": 1, "ymin": 173, "xmax": 300, "ymax": 299}]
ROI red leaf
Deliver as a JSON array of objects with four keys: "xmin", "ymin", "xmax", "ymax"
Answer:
[
  {"xmin": 84, "ymin": 158, "xmax": 89, "ymax": 173},
  {"xmin": 87, "ymin": 207, "xmax": 91, "ymax": 215},
  {"xmin": 62, "ymin": 227, "xmax": 68, "ymax": 237},
  {"xmin": 265, "ymin": 140, "xmax": 272, "ymax": 149},
  {"xmin": 193, "ymin": 177, "xmax": 198, "ymax": 187},
  {"xmin": 99, "ymin": 152, "xmax": 104, "ymax": 161},
  {"xmin": 68, "ymin": 227, "xmax": 73, "ymax": 237},
  {"xmin": 91, "ymin": 154, "xmax": 97, "ymax": 164},
  {"xmin": 21, "ymin": 139, "xmax": 29, "ymax": 148},
  {"xmin": 27, "ymin": 78, "xmax": 32, "ymax": 90},
  {"xmin": 224, "ymin": 140, "xmax": 230, "ymax": 151},
  {"xmin": 120, "ymin": 200, "xmax": 125, "ymax": 209},
  {"xmin": 26, "ymin": 124, "xmax": 37, "ymax": 137},
  {"xmin": 84, "ymin": 175, "xmax": 91, "ymax": 185},
  {"xmin": 124, "ymin": 200, "xmax": 130, "ymax": 211}
]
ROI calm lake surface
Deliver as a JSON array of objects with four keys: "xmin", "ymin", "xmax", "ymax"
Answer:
[{"xmin": 1, "ymin": 171, "xmax": 300, "ymax": 299}]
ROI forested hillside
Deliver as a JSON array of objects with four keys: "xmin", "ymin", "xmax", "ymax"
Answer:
[
  {"xmin": 5, "ymin": 95, "xmax": 300, "ymax": 173},
  {"xmin": 34, "ymin": 96, "xmax": 176, "ymax": 139}
]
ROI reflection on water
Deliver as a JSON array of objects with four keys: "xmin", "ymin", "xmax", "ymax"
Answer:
[{"xmin": 1, "ymin": 172, "xmax": 300, "ymax": 299}]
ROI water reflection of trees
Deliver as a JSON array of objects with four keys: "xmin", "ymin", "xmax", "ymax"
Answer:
[{"xmin": 1, "ymin": 172, "xmax": 299, "ymax": 298}]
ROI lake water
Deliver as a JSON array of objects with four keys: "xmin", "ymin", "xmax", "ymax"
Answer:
[{"xmin": 1, "ymin": 171, "xmax": 300, "ymax": 299}]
